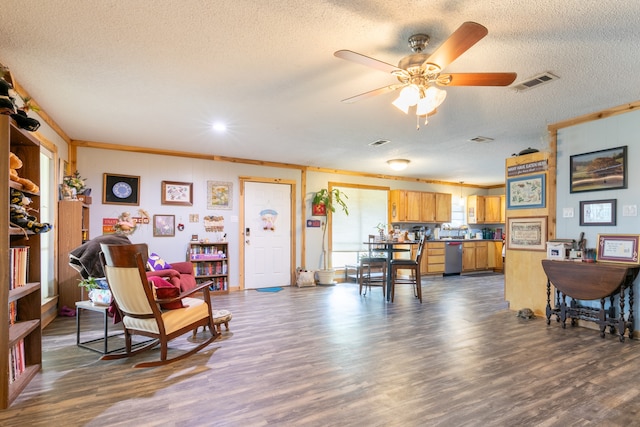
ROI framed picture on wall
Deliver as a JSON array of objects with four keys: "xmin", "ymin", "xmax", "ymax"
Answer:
[
  {"xmin": 207, "ymin": 181, "xmax": 233, "ymax": 210},
  {"xmin": 153, "ymin": 214, "xmax": 175, "ymax": 237},
  {"xmin": 570, "ymin": 146, "xmax": 627, "ymax": 193},
  {"xmin": 103, "ymin": 173, "xmax": 140, "ymax": 205},
  {"xmin": 507, "ymin": 216, "xmax": 547, "ymax": 251},
  {"xmin": 506, "ymin": 174, "xmax": 546, "ymax": 209},
  {"xmin": 161, "ymin": 181, "xmax": 193, "ymax": 206},
  {"xmin": 579, "ymin": 199, "xmax": 616, "ymax": 226}
]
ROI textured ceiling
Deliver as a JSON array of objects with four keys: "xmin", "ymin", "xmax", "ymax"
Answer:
[{"xmin": 2, "ymin": 1, "xmax": 640, "ymax": 185}]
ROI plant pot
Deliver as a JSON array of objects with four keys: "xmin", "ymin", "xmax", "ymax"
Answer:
[
  {"xmin": 88, "ymin": 289, "xmax": 112, "ymax": 306},
  {"xmin": 316, "ymin": 269, "xmax": 336, "ymax": 286}
]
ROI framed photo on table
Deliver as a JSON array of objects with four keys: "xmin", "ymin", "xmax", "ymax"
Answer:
[
  {"xmin": 579, "ymin": 199, "xmax": 616, "ymax": 226},
  {"xmin": 161, "ymin": 181, "xmax": 193, "ymax": 206},
  {"xmin": 103, "ymin": 173, "xmax": 140, "ymax": 205},
  {"xmin": 570, "ymin": 146, "xmax": 627, "ymax": 193},
  {"xmin": 507, "ymin": 216, "xmax": 547, "ymax": 251},
  {"xmin": 596, "ymin": 234, "xmax": 640, "ymax": 264}
]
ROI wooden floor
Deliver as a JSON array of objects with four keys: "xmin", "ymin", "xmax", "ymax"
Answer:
[{"xmin": 3, "ymin": 274, "xmax": 640, "ymax": 426}]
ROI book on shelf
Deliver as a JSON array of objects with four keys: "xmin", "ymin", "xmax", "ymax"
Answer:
[
  {"xmin": 8, "ymin": 339, "xmax": 26, "ymax": 384},
  {"xmin": 9, "ymin": 246, "xmax": 29, "ymax": 290}
]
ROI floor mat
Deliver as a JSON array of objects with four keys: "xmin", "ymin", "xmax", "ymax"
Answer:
[{"xmin": 256, "ymin": 287, "xmax": 283, "ymax": 292}]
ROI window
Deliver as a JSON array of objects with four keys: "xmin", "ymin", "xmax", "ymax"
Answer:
[
  {"xmin": 330, "ymin": 185, "xmax": 388, "ymax": 268},
  {"xmin": 39, "ymin": 147, "xmax": 55, "ymax": 301}
]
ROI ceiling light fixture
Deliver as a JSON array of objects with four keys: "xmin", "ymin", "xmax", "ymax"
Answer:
[
  {"xmin": 387, "ymin": 159, "xmax": 410, "ymax": 171},
  {"xmin": 392, "ymin": 84, "xmax": 447, "ymax": 129}
]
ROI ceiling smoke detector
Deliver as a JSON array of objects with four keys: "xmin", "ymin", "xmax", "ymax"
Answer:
[{"xmin": 512, "ymin": 72, "xmax": 559, "ymax": 92}]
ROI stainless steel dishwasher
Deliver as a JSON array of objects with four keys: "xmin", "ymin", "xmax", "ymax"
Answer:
[{"xmin": 444, "ymin": 241, "xmax": 463, "ymax": 275}]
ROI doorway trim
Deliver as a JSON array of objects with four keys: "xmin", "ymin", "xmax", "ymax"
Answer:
[{"xmin": 239, "ymin": 177, "xmax": 297, "ymax": 290}]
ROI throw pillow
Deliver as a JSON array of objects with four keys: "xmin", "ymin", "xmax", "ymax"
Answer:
[
  {"xmin": 147, "ymin": 252, "xmax": 173, "ymax": 271},
  {"xmin": 148, "ymin": 276, "xmax": 183, "ymax": 310}
]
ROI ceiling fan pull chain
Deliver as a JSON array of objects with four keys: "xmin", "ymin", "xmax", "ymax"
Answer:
[{"xmin": 416, "ymin": 114, "xmax": 420, "ymax": 131}]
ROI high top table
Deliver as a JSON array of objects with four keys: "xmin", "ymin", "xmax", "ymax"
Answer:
[
  {"xmin": 541, "ymin": 259, "xmax": 640, "ymax": 341},
  {"xmin": 363, "ymin": 240, "xmax": 418, "ymax": 301}
]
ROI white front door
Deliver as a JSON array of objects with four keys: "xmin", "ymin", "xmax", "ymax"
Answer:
[{"xmin": 243, "ymin": 181, "xmax": 291, "ymax": 289}]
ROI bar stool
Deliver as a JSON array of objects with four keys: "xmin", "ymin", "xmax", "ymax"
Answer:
[{"xmin": 389, "ymin": 235, "xmax": 426, "ymax": 303}]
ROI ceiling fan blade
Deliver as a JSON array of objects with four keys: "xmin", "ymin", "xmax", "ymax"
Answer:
[
  {"xmin": 438, "ymin": 72, "xmax": 517, "ymax": 86},
  {"xmin": 334, "ymin": 50, "xmax": 401, "ymax": 74},
  {"xmin": 425, "ymin": 22, "xmax": 488, "ymax": 69},
  {"xmin": 340, "ymin": 84, "xmax": 403, "ymax": 103}
]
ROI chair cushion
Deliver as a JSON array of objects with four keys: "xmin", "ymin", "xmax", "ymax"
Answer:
[
  {"xmin": 147, "ymin": 252, "xmax": 173, "ymax": 271},
  {"xmin": 148, "ymin": 276, "xmax": 184, "ymax": 310}
]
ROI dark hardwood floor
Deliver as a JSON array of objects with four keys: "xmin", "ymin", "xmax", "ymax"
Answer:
[{"xmin": 2, "ymin": 274, "xmax": 640, "ymax": 426}]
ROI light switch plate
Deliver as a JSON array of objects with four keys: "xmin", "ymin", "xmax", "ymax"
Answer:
[
  {"xmin": 562, "ymin": 207, "xmax": 574, "ymax": 218},
  {"xmin": 623, "ymin": 205, "xmax": 638, "ymax": 217}
]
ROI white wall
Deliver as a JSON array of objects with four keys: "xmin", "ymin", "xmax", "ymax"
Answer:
[{"xmin": 77, "ymin": 147, "xmax": 302, "ymax": 287}]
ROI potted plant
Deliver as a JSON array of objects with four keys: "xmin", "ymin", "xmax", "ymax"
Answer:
[
  {"xmin": 78, "ymin": 277, "xmax": 111, "ymax": 305},
  {"xmin": 312, "ymin": 188, "xmax": 349, "ymax": 285}
]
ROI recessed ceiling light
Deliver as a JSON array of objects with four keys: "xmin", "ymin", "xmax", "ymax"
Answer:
[{"xmin": 212, "ymin": 121, "xmax": 227, "ymax": 133}]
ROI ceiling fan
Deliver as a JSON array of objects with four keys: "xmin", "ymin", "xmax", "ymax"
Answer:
[{"xmin": 334, "ymin": 22, "xmax": 516, "ymax": 124}]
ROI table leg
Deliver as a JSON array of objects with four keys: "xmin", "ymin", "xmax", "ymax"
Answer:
[
  {"xmin": 619, "ymin": 285, "xmax": 626, "ymax": 342},
  {"xmin": 386, "ymin": 246, "xmax": 392, "ymax": 301}
]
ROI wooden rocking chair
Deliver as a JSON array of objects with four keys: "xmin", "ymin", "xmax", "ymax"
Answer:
[{"xmin": 99, "ymin": 243, "xmax": 218, "ymax": 368}]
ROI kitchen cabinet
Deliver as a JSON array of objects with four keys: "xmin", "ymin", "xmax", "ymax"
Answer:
[
  {"xmin": 390, "ymin": 190, "xmax": 452, "ymax": 223},
  {"xmin": 467, "ymin": 195, "xmax": 485, "ymax": 224},
  {"xmin": 390, "ymin": 190, "xmax": 420, "ymax": 222},
  {"xmin": 425, "ymin": 242, "xmax": 445, "ymax": 274},
  {"xmin": 467, "ymin": 194, "xmax": 505, "ymax": 224},
  {"xmin": 462, "ymin": 241, "xmax": 488, "ymax": 271},
  {"xmin": 435, "ymin": 193, "xmax": 452, "ymax": 222},
  {"xmin": 488, "ymin": 241, "xmax": 504, "ymax": 272},
  {"xmin": 484, "ymin": 196, "xmax": 502, "ymax": 223}
]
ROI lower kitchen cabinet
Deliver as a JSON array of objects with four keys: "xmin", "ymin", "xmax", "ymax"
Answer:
[
  {"xmin": 425, "ymin": 242, "xmax": 445, "ymax": 274},
  {"xmin": 462, "ymin": 241, "xmax": 488, "ymax": 272}
]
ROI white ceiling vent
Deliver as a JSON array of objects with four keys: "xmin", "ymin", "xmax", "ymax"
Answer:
[
  {"xmin": 369, "ymin": 139, "xmax": 390, "ymax": 147},
  {"xmin": 469, "ymin": 136, "xmax": 494, "ymax": 143},
  {"xmin": 512, "ymin": 72, "xmax": 559, "ymax": 92}
]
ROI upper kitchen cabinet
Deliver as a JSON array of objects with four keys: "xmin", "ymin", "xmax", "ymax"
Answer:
[
  {"xmin": 467, "ymin": 195, "xmax": 485, "ymax": 224},
  {"xmin": 467, "ymin": 194, "xmax": 505, "ymax": 224},
  {"xmin": 484, "ymin": 196, "xmax": 502, "ymax": 223},
  {"xmin": 434, "ymin": 193, "xmax": 452, "ymax": 223},
  {"xmin": 390, "ymin": 190, "xmax": 452, "ymax": 223}
]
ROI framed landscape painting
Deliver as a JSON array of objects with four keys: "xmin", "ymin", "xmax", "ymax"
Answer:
[{"xmin": 570, "ymin": 146, "xmax": 627, "ymax": 193}]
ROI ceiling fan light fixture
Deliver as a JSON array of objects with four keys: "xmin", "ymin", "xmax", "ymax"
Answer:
[
  {"xmin": 387, "ymin": 159, "xmax": 410, "ymax": 171},
  {"xmin": 392, "ymin": 84, "xmax": 421, "ymax": 113},
  {"xmin": 416, "ymin": 86, "xmax": 447, "ymax": 116}
]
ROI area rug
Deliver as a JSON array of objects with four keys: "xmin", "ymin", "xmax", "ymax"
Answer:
[{"xmin": 256, "ymin": 287, "xmax": 283, "ymax": 292}]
